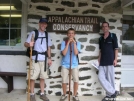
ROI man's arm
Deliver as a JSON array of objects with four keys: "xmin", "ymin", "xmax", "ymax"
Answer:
[
  {"xmin": 113, "ymin": 49, "xmax": 118, "ymax": 66},
  {"xmin": 47, "ymin": 46, "xmax": 52, "ymax": 66},
  {"xmin": 62, "ymin": 42, "xmax": 69, "ymax": 56},
  {"xmin": 47, "ymin": 46, "xmax": 51, "ymax": 58}
]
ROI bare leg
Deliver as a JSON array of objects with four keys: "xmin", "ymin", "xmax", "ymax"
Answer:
[
  {"xmin": 30, "ymin": 79, "xmax": 35, "ymax": 93},
  {"xmin": 62, "ymin": 83, "xmax": 67, "ymax": 95},
  {"xmin": 73, "ymin": 82, "xmax": 78, "ymax": 96},
  {"xmin": 40, "ymin": 78, "xmax": 45, "ymax": 93}
]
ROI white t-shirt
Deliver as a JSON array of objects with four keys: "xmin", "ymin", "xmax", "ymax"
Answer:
[{"xmin": 26, "ymin": 30, "xmax": 52, "ymax": 61}]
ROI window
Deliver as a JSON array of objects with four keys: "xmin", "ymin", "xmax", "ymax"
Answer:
[
  {"xmin": 122, "ymin": 16, "xmax": 134, "ymax": 55},
  {"xmin": 0, "ymin": 0, "xmax": 25, "ymax": 50}
]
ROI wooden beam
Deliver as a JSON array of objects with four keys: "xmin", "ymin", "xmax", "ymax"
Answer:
[{"xmin": 122, "ymin": 0, "xmax": 134, "ymax": 7}]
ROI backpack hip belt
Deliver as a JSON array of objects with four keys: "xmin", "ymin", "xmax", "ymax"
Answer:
[{"xmin": 32, "ymin": 50, "xmax": 47, "ymax": 63}]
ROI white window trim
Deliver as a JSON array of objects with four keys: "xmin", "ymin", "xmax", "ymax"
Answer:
[{"xmin": 0, "ymin": 3, "xmax": 27, "ymax": 51}]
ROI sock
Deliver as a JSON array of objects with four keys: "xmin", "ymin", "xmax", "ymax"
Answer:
[
  {"xmin": 40, "ymin": 92, "xmax": 44, "ymax": 95},
  {"xmin": 30, "ymin": 93, "xmax": 34, "ymax": 95}
]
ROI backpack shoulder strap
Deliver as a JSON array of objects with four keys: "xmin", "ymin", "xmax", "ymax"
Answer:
[
  {"xmin": 34, "ymin": 29, "xmax": 39, "ymax": 41},
  {"xmin": 45, "ymin": 31, "xmax": 48, "ymax": 50}
]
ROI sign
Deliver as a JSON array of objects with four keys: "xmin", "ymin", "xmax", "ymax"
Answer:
[{"xmin": 47, "ymin": 15, "xmax": 100, "ymax": 33}]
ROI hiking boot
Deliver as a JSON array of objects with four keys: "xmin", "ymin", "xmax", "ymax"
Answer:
[
  {"xmin": 40, "ymin": 94, "xmax": 49, "ymax": 101},
  {"xmin": 102, "ymin": 96, "xmax": 111, "ymax": 101},
  {"xmin": 73, "ymin": 96, "xmax": 80, "ymax": 101},
  {"xmin": 60, "ymin": 95, "xmax": 67, "ymax": 101},
  {"xmin": 30, "ymin": 95, "xmax": 36, "ymax": 101}
]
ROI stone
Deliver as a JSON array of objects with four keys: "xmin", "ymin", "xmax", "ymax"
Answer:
[
  {"xmin": 82, "ymin": 9, "xmax": 98, "ymax": 14},
  {"xmin": 109, "ymin": 19, "xmax": 117, "ymax": 22},
  {"xmin": 115, "ymin": 72, "xmax": 121, "ymax": 74},
  {"xmin": 78, "ymin": 2, "xmax": 88, "ymax": 7},
  {"xmin": 99, "ymin": 16, "xmax": 106, "ymax": 23},
  {"xmin": 81, "ymin": 56, "xmax": 98, "ymax": 61},
  {"xmin": 97, "ymin": 91, "xmax": 102, "ymax": 94},
  {"xmin": 79, "ymin": 67, "xmax": 91, "ymax": 71},
  {"xmin": 78, "ymin": 38, "xmax": 87, "ymax": 42},
  {"xmin": 50, "ymin": 81, "xmax": 54, "ymax": 84},
  {"xmin": 51, "ymin": 45, "xmax": 55, "ymax": 49},
  {"xmin": 109, "ymin": 26, "xmax": 115, "ymax": 29},
  {"xmin": 56, "ymin": 8, "xmax": 65, "ymax": 11},
  {"xmin": 81, "ymin": 88, "xmax": 90, "ymax": 91},
  {"xmin": 55, "ymin": 92, "xmax": 61, "ymax": 96},
  {"xmin": 90, "ymin": 38, "xmax": 99, "ymax": 44},
  {"xmin": 51, "ymin": 53, "xmax": 56, "ymax": 57},
  {"xmin": 56, "ymin": 40, "xmax": 60, "ymax": 42},
  {"xmin": 36, "ymin": 6, "xmax": 50, "ymax": 11},
  {"xmin": 79, "ymin": 76, "xmax": 91, "ymax": 80},
  {"xmin": 96, "ymin": 87, "xmax": 102, "ymax": 90},
  {"xmin": 31, "ymin": 0, "xmax": 53, "ymax": 3},
  {"xmin": 27, "ymin": 26, "xmax": 36, "ymax": 32},
  {"xmin": 87, "ymin": 83, "xmax": 92, "ymax": 87},
  {"xmin": 92, "ymin": 4, "xmax": 100, "ymax": 8},
  {"xmin": 72, "ymin": 10, "xmax": 79, "ymax": 13},
  {"xmin": 115, "ymin": 77, "xmax": 120, "ymax": 80},
  {"xmin": 35, "ymin": 83, "xmax": 40, "ymax": 88},
  {"xmin": 28, "ymin": 14, "xmax": 42, "ymax": 19},
  {"xmin": 57, "ymin": 44, "xmax": 61, "ymax": 50},
  {"xmin": 115, "ymin": 65, "xmax": 121, "ymax": 67},
  {"xmin": 117, "ymin": 27, "xmax": 122, "ymax": 31},
  {"xmin": 58, "ymin": 66, "xmax": 62, "ymax": 72},
  {"xmin": 61, "ymin": 1, "xmax": 75, "ymax": 7},
  {"xmin": 48, "ymin": 90, "xmax": 52, "ymax": 94},
  {"xmin": 85, "ymin": 46, "xmax": 95, "ymax": 51},
  {"xmin": 92, "ymin": 0, "xmax": 110, "ymax": 3},
  {"xmin": 117, "ymin": 59, "xmax": 121, "ymax": 62},
  {"xmin": 83, "ymin": 94, "xmax": 93, "ymax": 96},
  {"xmin": 50, "ymin": 84, "xmax": 61, "ymax": 88},
  {"xmin": 102, "ymin": 0, "xmax": 122, "ymax": 14}
]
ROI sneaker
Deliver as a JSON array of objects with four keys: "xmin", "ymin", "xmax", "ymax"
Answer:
[
  {"xmin": 91, "ymin": 60, "xmax": 99, "ymax": 70},
  {"xmin": 60, "ymin": 95, "xmax": 67, "ymax": 101},
  {"xmin": 40, "ymin": 94, "xmax": 49, "ymax": 101},
  {"xmin": 102, "ymin": 96, "xmax": 111, "ymax": 101},
  {"xmin": 110, "ymin": 91, "xmax": 118, "ymax": 101},
  {"xmin": 30, "ymin": 95, "xmax": 36, "ymax": 101},
  {"xmin": 73, "ymin": 96, "xmax": 80, "ymax": 101}
]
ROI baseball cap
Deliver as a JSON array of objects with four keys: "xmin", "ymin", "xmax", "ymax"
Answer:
[{"xmin": 39, "ymin": 18, "xmax": 48, "ymax": 23}]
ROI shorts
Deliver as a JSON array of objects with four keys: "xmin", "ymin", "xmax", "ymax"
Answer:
[
  {"xmin": 61, "ymin": 67, "xmax": 79, "ymax": 83},
  {"xmin": 27, "ymin": 60, "xmax": 48, "ymax": 80}
]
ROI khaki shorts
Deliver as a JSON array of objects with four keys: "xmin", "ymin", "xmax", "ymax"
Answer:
[
  {"xmin": 61, "ymin": 67, "xmax": 79, "ymax": 83},
  {"xmin": 27, "ymin": 60, "xmax": 48, "ymax": 80}
]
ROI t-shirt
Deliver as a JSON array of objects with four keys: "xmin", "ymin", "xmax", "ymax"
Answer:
[
  {"xmin": 99, "ymin": 33, "xmax": 118, "ymax": 66},
  {"xmin": 26, "ymin": 30, "xmax": 52, "ymax": 61},
  {"xmin": 60, "ymin": 41, "xmax": 81, "ymax": 69}
]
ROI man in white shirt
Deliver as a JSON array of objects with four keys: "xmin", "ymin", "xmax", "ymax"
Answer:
[{"xmin": 24, "ymin": 18, "xmax": 52, "ymax": 101}]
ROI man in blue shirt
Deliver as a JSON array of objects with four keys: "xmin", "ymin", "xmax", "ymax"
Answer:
[
  {"xmin": 98, "ymin": 22, "xmax": 118, "ymax": 101},
  {"xmin": 60, "ymin": 28, "xmax": 81, "ymax": 101}
]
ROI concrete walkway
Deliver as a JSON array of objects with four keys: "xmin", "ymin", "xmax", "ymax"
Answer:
[{"xmin": 0, "ymin": 88, "xmax": 134, "ymax": 101}]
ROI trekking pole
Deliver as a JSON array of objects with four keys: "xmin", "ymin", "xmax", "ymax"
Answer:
[
  {"xmin": 27, "ymin": 34, "xmax": 34, "ymax": 101},
  {"xmin": 68, "ymin": 43, "xmax": 72, "ymax": 101}
]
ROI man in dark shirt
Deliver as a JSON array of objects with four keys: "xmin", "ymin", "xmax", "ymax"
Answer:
[{"xmin": 98, "ymin": 22, "xmax": 118, "ymax": 101}]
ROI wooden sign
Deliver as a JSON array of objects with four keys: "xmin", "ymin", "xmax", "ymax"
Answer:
[{"xmin": 47, "ymin": 15, "xmax": 100, "ymax": 33}]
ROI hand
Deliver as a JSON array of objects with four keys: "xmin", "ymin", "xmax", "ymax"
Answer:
[
  {"xmin": 113, "ymin": 59, "xmax": 117, "ymax": 66},
  {"xmin": 48, "ymin": 59, "xmax": 52, "ymax": 67},
  {"xmin": 29, "ymin": 42, "xmax": 34, "ymax": 47},
  {"xmin": 68, "ymin": 38, "xmax": 76, "ymax": 44}
]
